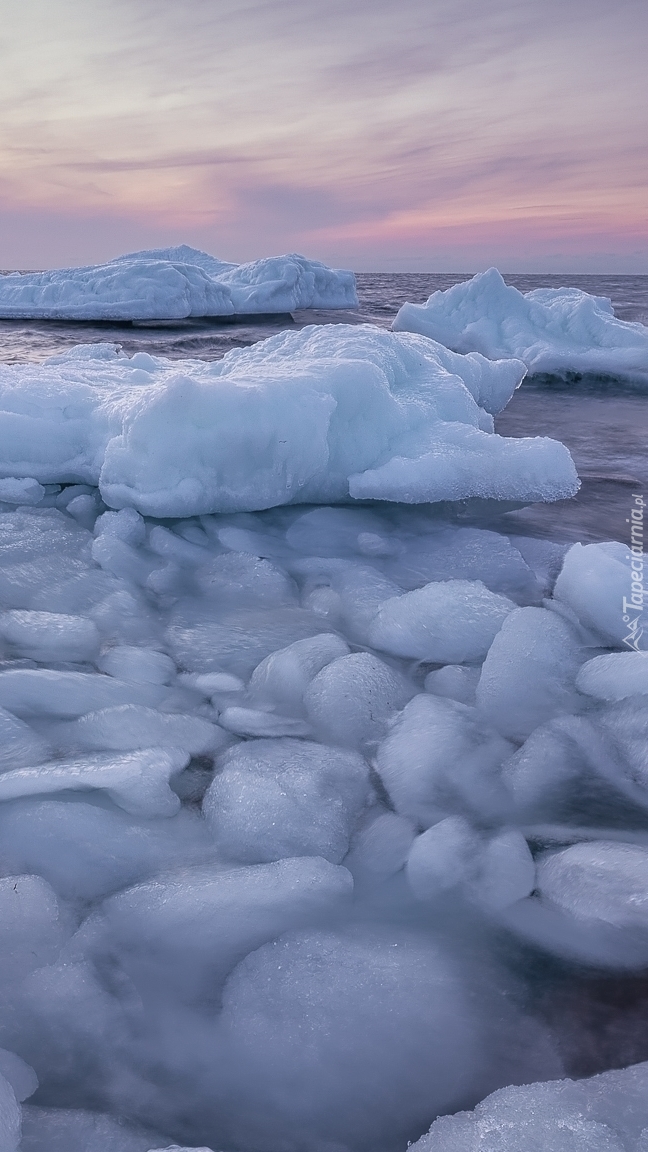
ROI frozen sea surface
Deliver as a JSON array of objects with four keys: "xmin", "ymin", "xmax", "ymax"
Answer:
[{"xmin": 0, "ymin": 272, "xmax": 645, "ymax": 1152}]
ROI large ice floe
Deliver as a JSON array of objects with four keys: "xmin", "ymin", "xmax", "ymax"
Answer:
[
  {"xmin": 0, "ymin": 325, "xmax": 578, "ymax": 516},
  {"xmin": 0, "ymin": 245, "xmax": 358, "ymax": 320},
  {"xmin": 0, "ymin": 319, "xmax": 645, "ymax": 1151},
  {"xmin": 393, "ymin": 267, "xmax": 648, "ymax": 387}
]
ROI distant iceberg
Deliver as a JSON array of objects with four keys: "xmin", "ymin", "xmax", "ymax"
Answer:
[
  {"xmin": 0, "ymin": 325, "xmax": 578, "ymax": 517},
  {"xmin": 0, "ymin": 246, "xmax": 358, "ymax": 321},
  {"xmin": 393, "ymin": 267, "xmax": 648, "ymax": 387}
]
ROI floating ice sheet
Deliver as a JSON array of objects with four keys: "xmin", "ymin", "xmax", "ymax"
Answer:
[
  {"xmin": 0, "ymin": 326, "xmax": 577, "ymax": 516},
  {"xmin": 0, "ymin": 247, "xmax": 358, "ymax": 320},
  {"xmin": 393, "ymin": 267, "xmax": 648, "ymax": 387}
]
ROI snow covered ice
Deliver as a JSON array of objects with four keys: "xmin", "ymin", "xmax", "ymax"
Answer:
[
  {"xmin": 412, "ymin": 1061, "xmax": 648, "ymax": 1152},
  {"xmin": 0, "ymin": 246, "xmax": 358, "ymax": 321},
  {"xmin": 0, "ymin": 325, "xmax": 579, "ymax": 516},
  {"xmin": 393, "ymin": 267, "xmax": 648, "ymax": 387},
  {"xmin": 0, "ymin": 304, "xmax": 645, "ymax": 1152}
]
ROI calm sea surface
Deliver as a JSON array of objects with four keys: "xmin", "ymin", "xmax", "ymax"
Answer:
[{"xmin": 1, "ymin": 271, "xmax": 646, "ymax": 547}]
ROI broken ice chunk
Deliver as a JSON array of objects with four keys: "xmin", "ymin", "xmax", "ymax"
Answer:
[
  {"xmin": 503, "ymin": 840, "xmax": 648, "ymax": 967},
  {"xmin": 476, "ymin": 606, "xmax": 588, "ymax": 742},
  {"xmin": 97, "ymin": 646, "xmax": 176, "ymax": 685},
  {"xmin": 0, "ymin": 748, "xmax": 187, "ymax": 817},
  {"xmin": 554, "ymin": 540, "xmax": 648, "ymax": 649},
  {"xmin": 0, "ymin": 610, "xmax": 100, "ymax": 664},
  {"xmin": 411, "ymin": 1060, "xmax": 648, "ymax": 1152},
  {"xmin": 0, "ymin": 669, "xmax": 167, "ymax": 717},
  {"xmin": 53, "ymin": 704, "xmax": 224, "ymax": 756},
  {"xmin": 203, "ymin": 738, "xmax": 370, "ymax": 864},
  {"xmin": 304, "ymin": 651, "xmax": 413, "ymax": 748},
  {"xmin": 503, "ymin": 697, "xmax": 648, "ymax": 824},
  {"xmin": 368, "ymin": 580, "xmax": 514, "ymax": 664},
  {"xmin": 576, "ymin": 651, "xmax": 648, "ymax": 702},
  {"xmin": 405, "ymin": 817, "xmax": 535, "ymax": 911},
  {"xmin": 248, "ymin": 633, "xmax": 350, "ymax": 717},
  {"xmin": 375, "ymin": 694, "xmax": 513, "ymax": 827},
  {"xmin": 0, "ymin": 476, "xmax": 44, "ymax": 505}
]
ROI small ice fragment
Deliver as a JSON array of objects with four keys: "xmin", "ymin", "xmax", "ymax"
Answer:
[
  {"xmin": 368, "ymin": 580, "xmax": 514, "ymax": 664},
  {"xmin": 0, "ymin": 477, "xmax": 44, "ymax": 505},
  {"xmin": 217, "ymin": 707, "xmax": 311, "ymax": 738},
  {"xmin": 0, "ymin": 747, "xmax": 187, "ymax": 817},
  {"xmin": 502, "ymin": 839, "xmax": 648, "ymax": 967},
  {"xmin": 424, "ymin": 665, "xmax": 481, "ymax": 705},
  {"xmin": 54, "ymin": 704, "xmax": 225, "ymax": 756},
  {"xmin": 304, "ymin": 651, "xmax": 412, "ymax": 748},
  {"xmin": 97, "ymin": 645, "xmax": 176, "ymax": 684},
  {"xmin": 576, "ymin": 651, "xmax": 648, "ymax": 701},
  {"xmin": 345, "ymin": 811, "xmax": 417, "ymax": 883},
  {"xmin": 248, "ymin": 633, "xmax": 350, "ymax": 716},
  {"xmin": 376, "ymin": 694, "xmax": 513, "ymax": 827},
  {"xmin": 0, "ymin": 610, "xmax": 100, "ymax": 663},
  {"xmin": 406, "ymin": 818, "xmax": 535, "ymax": 911},
  {"xmin": 204, "ymin": 737, "xmax": 369, "ymax": 863},
  {"xmin": 476, "ymin": 606, "xmax": 588, "ymax": 742},
  {"xmin": 554, "ymin": 540, "xmax": 648, "ymax": 648},
  {"xmin": 406, "ymin": 816, "xmax": 480, "ymax": 899}
]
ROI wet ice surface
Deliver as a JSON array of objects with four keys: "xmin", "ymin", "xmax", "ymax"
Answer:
[{"xmin": 0, "ymin": 275, "xmax": 645, "ymax": 1151}]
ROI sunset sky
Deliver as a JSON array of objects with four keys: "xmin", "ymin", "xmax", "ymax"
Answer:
[{"xmin": 1, "ymin": 0, "xmax": 646, "ymax": 271}]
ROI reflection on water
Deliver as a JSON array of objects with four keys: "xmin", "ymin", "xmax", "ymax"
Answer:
[{"xmin": 493, "ymin": 383, "xmax": 648, "ymax": 545}]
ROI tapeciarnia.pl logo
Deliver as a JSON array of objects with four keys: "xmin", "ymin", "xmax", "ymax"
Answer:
[{"xmin": 623, "ymin": 493, "xmax": 646, "ymax": 653}]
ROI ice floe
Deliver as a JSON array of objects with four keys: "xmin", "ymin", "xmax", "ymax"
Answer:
[
  {"xmin": 0, "ymin": 246, "xmax": 358, "ymax": 320},
  {"xmin": 393, "ymin": 267, "xmax": 648, "ymax": 387},
  {"xmin": 0, "ymin": 325, "xmax": 579, "ymax": 516}
]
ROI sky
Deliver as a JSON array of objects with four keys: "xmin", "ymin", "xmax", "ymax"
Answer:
[{"xmin": 0, "ymin": 0, "xmax": 646, "ymax": 272}]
